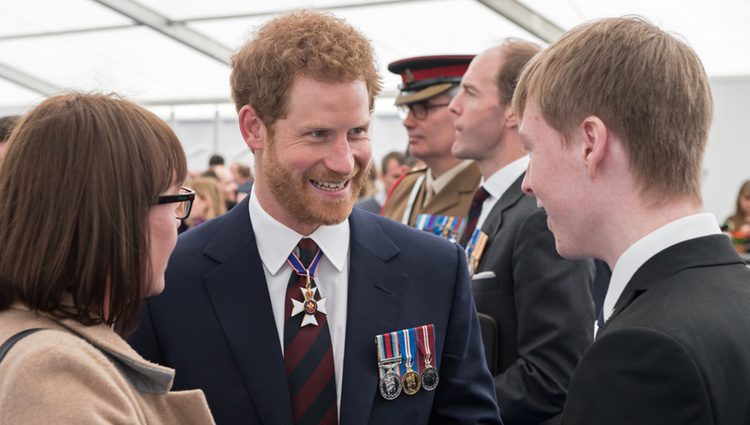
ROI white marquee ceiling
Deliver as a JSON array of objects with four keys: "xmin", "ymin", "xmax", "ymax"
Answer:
[{"xmin": 1, "ymin": 0, "xmax": 748, "ymax": 117}]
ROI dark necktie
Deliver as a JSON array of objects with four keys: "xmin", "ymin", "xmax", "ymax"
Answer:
[
  {"xmin": 284, "ymin": 238, "xmax": 338, "ymax": 425},
  {"xmin": 460, "ymin": 186, "xmax": 490, "ymax": 247}
]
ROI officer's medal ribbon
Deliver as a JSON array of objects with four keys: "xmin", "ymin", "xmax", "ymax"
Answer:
[
  {"xmin": 376, "ymin": 332, "xmax": 403, "ymax": 400},
  {"xmin": 416, "ymin": 324, "xmax": 439, "ymax": 391},
  {"xmin": 399, "ymin": 328, "xmax": 421, "ymax": 395},
  {"xmin": 287, "ymin": 248, "xmax": 327, "ymax": 327},
  {"xmin": 465, "ymin": 229, "xmax": 489, "ymax": 275}
]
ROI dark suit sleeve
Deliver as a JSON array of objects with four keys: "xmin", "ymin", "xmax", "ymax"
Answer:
[
  {"xmin": 129, "ymin": 299, "xmax": 166, "ymax": 366},
  {"xmin": 563, "ymin": 328, "xmax": 712, "ymax": 425},
  {"xmin": 430, "ymin": 243, "xmax": 503, "ymax": 425},
  {"xmin": 495, "ymin": 209, "xmax": 595, "ymax": 424}
]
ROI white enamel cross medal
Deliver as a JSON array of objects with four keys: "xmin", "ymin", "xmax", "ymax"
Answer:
[{"xmin": 287, "ymin": 249, "xmax": 328, "ymax": 327}]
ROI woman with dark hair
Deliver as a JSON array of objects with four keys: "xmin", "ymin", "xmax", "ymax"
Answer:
[{"xmin": 0, "ymin": 93, "xmax": 215, "ymax": 424}]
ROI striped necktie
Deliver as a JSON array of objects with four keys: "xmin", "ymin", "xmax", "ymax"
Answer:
[
  {"xmin": 284, "ymin": 238, "xmax": 338, "ymax": 425},
  {"xmin": 460, "ymin": 186, "xmax": 490, "ymax": 247}
]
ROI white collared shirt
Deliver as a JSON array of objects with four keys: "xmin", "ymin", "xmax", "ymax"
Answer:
[
  {"xmin": 602, "ymin": 213, "xmax": 721, "ymax": 323},
  {"xmin": 476, "ymin": 155, "xmax": 529, "ymax": 230},
  {"xmin": 248, "ymin": 186, "xmax": 350, "ymax": 410}
]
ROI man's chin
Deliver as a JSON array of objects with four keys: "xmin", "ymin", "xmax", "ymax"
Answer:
[{"xmin": 302, "ymin": 199, "xmax": 356, "ymax": 226}]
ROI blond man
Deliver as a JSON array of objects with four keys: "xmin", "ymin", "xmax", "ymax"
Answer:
[{"xmin": 515, "ymin": 17, "xmax": 750, "ymax": 425}]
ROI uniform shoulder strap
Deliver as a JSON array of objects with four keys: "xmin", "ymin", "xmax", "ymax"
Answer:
[{"xmin": 0, "ymin": 328, "xmax": 45, "ymax": 364}]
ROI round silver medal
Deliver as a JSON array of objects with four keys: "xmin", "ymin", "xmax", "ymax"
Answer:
[
  {"xmin": 379, "ymin": 369, "xmax": 402, "ymax": 400},
  {"xmin": 421, "ymin": 366, "xmax": 439, "ymax": 391}
]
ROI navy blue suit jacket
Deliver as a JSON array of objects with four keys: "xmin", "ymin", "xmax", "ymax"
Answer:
[{"xmin": 130, "ymin": 197, "xmax": 501, "ymax": 425}]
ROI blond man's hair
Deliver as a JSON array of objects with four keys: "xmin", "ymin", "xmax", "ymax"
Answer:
[
  {"xmin": 230, "ymin": 10, "xmax": 383, "ymax": 128},
  {"xmin": 514, "ymin": 17, "xmax": 713, "ymax": 202}
]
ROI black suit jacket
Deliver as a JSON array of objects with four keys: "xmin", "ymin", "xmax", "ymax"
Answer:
[
  {"xmin": 130, "ymin": 198, "xmax": 501, "ymax": 425},
  {"xmin": 564, "ymin": 234, "xmax": 750, "ymax": 425},
  {"xmin": 472, "ymin": 175, "xmax": 595, "ymax": 425}
]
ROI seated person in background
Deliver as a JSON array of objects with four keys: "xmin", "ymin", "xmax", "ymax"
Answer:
[
  {"xmin": 184, "ymin": 176, "xmax": 227, "ymax": 229},
  {"xmin": 356, "ymin": 151, "xmax": 409, "ymax": 214},
  {"xmin": 0, "ymin": 92, "xmax": 214, "ymax": 424}
]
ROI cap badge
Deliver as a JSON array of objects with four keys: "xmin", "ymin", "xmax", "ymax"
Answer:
[{"xmin": 404, "ymin": 69, "xmax": 414, "ymax": 84}]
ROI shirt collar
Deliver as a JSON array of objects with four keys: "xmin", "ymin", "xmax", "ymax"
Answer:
[
  {"xmin": 249, "ymin": 186, "xmax": 350, "ymax": 275},
  {"xmin": 425, "ymin": 160, "xmax": 474, "ymax": 195},
  {"xmin": 603, "ymin": 212, "xmax": 721, "ymax": 322},
  {"xmin": 482, "ymin": 155, "xmax": 529, "ymax": 199}
]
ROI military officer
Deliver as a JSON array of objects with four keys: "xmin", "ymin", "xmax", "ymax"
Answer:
[{"xmin": 382, "ymin": 56, "xmax": 481, "ymax": 228}]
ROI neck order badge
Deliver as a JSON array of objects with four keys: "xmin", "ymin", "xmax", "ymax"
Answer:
[{"xmin": 287, "ymin": 244, "xmax": 327, "ymax": 327}]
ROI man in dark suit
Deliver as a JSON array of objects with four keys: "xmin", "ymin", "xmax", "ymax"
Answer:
[
  {"xmin": 449, "ymin": 40, "xmax": 595, "ymax": 425},
  {"xmin": 130, "ymin": 10, "xmax": 501, "ymax": 425},
  {"xmin": 514, "ymin": 17, "xmax": 750, "ymax": 425}
]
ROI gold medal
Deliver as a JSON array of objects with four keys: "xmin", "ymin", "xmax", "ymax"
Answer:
[{"xmin": 402, "ymin": 369, "xmax": 421, "ymax": 395}]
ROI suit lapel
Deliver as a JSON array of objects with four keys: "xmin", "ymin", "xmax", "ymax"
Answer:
[
  {"xmin": 606, "ymin": 234, "xmax": 744, "ymax": 327},
  {"xmin": 481, "ymin": 174, "xmax": 526, "ymax": 240},
  {"xmin": 201, "ymin": 199, "xmax": 294, "ymax": 425},
  {"xmin": 339, "ymin": 210, "xmax": 406, "ymax": 425}
]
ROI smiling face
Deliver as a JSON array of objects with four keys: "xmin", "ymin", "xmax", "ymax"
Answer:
[
  {"xmin": 519, "ymin": 99, "xmax": 592, "ymax": 259},
  {"xmin": 252, "ymin": 76, "xmax": 372, "ymax": 234}
]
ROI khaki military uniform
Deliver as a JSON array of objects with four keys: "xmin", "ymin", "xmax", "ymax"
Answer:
[{"xmin": 382, "ymin": 162, "xmax": 481, "ymax": 226}]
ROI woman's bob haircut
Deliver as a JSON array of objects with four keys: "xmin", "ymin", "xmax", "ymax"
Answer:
[{"xmin": 0, "ymin": 92, "xmax": 187, "ymax": 335}]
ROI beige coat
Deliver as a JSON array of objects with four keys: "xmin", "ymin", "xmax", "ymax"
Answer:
[{"xmin": 0, "ymin": 303, "xmax": 215, "ymax": 425}]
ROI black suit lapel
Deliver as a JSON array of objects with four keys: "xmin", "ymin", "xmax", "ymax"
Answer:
[
  {"xmin": 201, "ymin": 199, "xmax": 294, "ymax": 425},
  {"xmin": 339, "ymin": 210, "xmax": 406, "ymax": 425},
  {"xmin": 481, "ymin": 173, "xmax": 527, "ymax": 240},
  {"xmin": 606, "ymin": 234, "xmax": 744, "ymax": 326}
]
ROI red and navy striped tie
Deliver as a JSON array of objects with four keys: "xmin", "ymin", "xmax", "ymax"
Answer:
[
  {"xmin": 459, "ymin": 186, "xmax": 490, "ymax": 247},
  {"xmin": 284, "ymin": 238, "xmax": 338, "ymax": 425}
]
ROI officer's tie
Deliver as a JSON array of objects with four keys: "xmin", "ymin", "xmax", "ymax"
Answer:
[
  {"xmin": 284, "ymin": 238, "xmax": 338, "ymax": 425},
  {"xmin": 460, "ymin": 186, "xmax": 490, "ymax": 247}
]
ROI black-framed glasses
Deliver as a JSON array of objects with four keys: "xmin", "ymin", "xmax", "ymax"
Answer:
[
  {"xmin": 397, "ymin": 102, "xmax": 451, "ymax": 120},
  {"xmin": 155, "ymin": 186, "xmax": 195, "ymax": 220}
]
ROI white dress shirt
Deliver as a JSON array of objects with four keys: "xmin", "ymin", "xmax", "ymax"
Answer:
[
  {"xmin": 476, "ymin": 155, "xmax": 529, "ymax": 230},
  {"xmin": 248, "ymin": 187, "xmax": 350, "ymax": 411},
  {"xmin": 602, "ymin": 213, "xmax": 721, "ymax": 323}
]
